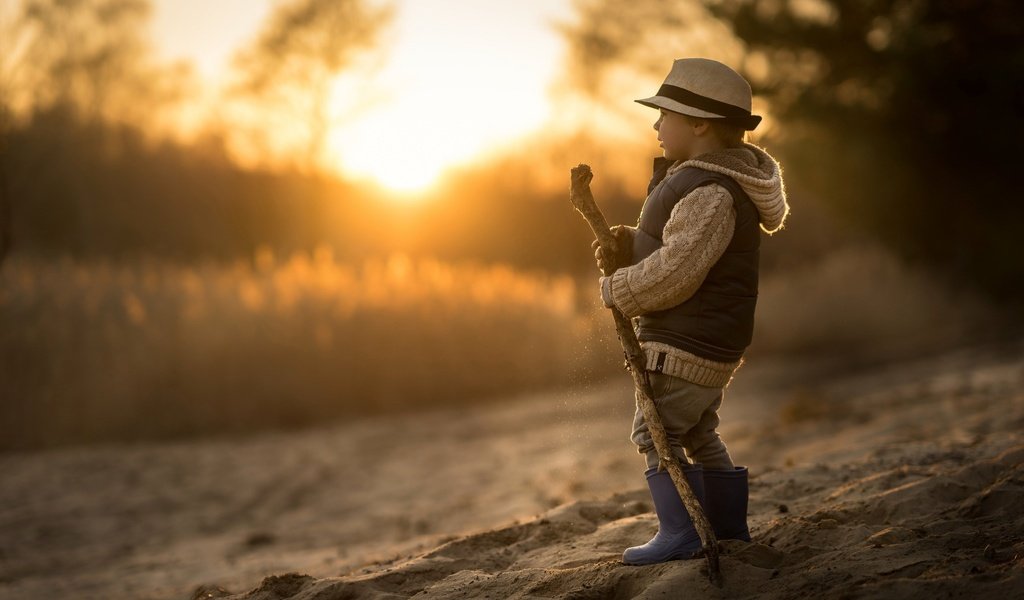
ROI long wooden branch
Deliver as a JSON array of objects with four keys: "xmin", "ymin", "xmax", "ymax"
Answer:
[{"xmin": 569, "ymin": 164, "xmax": 722, "ymax": 586}]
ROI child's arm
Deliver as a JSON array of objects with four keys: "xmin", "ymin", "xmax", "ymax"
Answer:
[{"xmin": 603, "ymin": 184, "xmax": 735, "ymax": 317}]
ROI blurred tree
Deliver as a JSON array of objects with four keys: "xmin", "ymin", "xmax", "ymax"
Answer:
[
  {"xmin": 2, "ymin": 0, "xmax": 191, "ymax": 126},
  {"xmin": 556, "ymin": 0, "xmax": 741, "ymax": 100},
  {"xmin": 0, "ymin": 125, "xmax": 9, "ymax": 267},
  {"xmin": 1, "ymin": 53, "xmax": 10, "ymax": 263},
  {"xmin": 707, "ymin": 0, "xmax": 1024, "ymax": 301},
  {"xmin": 561, "ymin": 0, "xmax": 1024, "ymax": 300},
  {"xmin": 1, "ymin": 0, "xmax": 194, "ymax": 255},
  {"xmin": 230, "ymin": 0, "xmax": 392, "ymax": 169}
]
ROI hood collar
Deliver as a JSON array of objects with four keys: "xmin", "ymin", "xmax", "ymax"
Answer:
[{"xmin": 667, "ymin": 143, "xmax": 789, "ymax": 234}]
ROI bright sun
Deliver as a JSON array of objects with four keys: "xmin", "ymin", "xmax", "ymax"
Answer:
[{"xmin": 323, "ymin": 0, "xmax": 565, "ymax": 198}]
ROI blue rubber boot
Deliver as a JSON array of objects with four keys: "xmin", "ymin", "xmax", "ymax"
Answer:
[
  {"xmin": 622, "ymin": 463, "xmax": 705, "ymax": 565},
  {"xmin": 703, "ymin": 466, "xmax": 751, "ymax": 542}
]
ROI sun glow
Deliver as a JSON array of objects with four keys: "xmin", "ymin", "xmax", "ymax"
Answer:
[
  {"xmin": 151, "ymin": 0, "xmax": 572, "ymax": 198},
  {"xmin": 323, "ymin": 0, "xmax": 569, "ymax": 197}
]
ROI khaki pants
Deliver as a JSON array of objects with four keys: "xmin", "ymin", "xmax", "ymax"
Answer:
[{"xmin": 630, "ymin": 371, "xmax": 734, "ymax": 471}]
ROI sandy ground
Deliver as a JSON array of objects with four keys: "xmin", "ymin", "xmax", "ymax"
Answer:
[{"xmin": 2, "ymin": 341, "xmax": 1023, "ymax": 599}]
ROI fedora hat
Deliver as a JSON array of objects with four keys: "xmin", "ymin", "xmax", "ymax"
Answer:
[{"xmin": 636, "ymin": 58, "xmax": 762, "ymax": 130}]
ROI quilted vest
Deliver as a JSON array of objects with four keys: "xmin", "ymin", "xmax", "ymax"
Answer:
[{"xmin": 631, "ymin": 158, "xmax": 760, "ymax": 363}]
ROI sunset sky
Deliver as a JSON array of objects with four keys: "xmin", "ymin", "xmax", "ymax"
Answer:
[{"xmin": 150, "ymin": 0, "xmax": 581, "ymax": 193}]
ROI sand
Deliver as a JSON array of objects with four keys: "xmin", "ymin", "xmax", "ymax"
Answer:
[{"xmin": 2, "ymin": 341, "xmax": 1023, "ymax": 599}]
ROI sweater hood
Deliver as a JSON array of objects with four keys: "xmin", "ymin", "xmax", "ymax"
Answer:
[{"xmin": 673, "ymin": 143, "xmax": 789, "ymax": 234}]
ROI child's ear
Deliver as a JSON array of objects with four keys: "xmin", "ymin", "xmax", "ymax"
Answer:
[{"xmin": 692, "ymin": 119, "xmax": 711, "ymax": 136}]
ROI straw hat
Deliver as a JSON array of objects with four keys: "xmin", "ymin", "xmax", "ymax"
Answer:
[{"xmin": 636, "ymin": 58, "xmax": 762, "ymax": 130}]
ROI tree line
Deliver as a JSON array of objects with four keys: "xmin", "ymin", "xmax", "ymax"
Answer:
[{"xmin": 3, "ymin": 0, "xmax": 1021, "ymax": 302}]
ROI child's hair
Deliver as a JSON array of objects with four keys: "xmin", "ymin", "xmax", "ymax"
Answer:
[{"xmin": 684, "ymin": 116, "xmax": 746, "ymax": 148}]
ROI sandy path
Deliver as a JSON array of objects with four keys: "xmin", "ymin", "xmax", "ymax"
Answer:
[
  {"xmin": 1, "ymin": 342, "xmax": 1022, "ymax": 599},
  {"xmin": 1, "ymin": 377, "xmax": 642, "ymax": 599}
]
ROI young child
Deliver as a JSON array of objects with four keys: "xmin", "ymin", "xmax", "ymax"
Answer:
[{"xmin": 594, "ymin": 58, "xmax": 789, "ymax": 565}]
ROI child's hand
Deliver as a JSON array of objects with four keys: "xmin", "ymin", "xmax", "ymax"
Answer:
[
  {"xmin": 592, "ymin": 225, "xmax": 634, "ymax": 272},
  {"xmin": 599, "ymin": 277, "xmax": 615, "ymax": 308}
]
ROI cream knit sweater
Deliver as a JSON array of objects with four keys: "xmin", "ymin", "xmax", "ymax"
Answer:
[{"xmin": 607, "ymin": 143, "xmax": 789, "ymax": 387}]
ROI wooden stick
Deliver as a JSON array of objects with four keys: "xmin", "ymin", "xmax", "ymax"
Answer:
[{"xmin": 569, "ymin": 164, "xmax": 722, "ymax": 586}]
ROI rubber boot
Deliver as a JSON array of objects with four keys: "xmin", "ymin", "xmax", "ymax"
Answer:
[
  {"xmin": 703, "ymin": 466, "xmax": 751, "ymax": 542},
  {"xmin": 622, "ymin": 463, "xmax": 705, "ymax": 565}
]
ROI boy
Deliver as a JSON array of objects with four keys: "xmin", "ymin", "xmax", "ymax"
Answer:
[{"xmin": 594, "ymin": 58, "xmax": 788, "ymax": 565}]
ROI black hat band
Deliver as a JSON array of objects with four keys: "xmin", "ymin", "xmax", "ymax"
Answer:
[{"xmin": 656, "ymin": 83, "xmax": 751, "ymax": 118}]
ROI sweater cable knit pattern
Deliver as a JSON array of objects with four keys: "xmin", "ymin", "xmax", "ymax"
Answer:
[
  {"xmin": 610, "ymin": 184, "xmax": 735, "ymax": 318},
  {"xmin": 608, "ymin": 143, "xmax": 788, "ymax": 387}
]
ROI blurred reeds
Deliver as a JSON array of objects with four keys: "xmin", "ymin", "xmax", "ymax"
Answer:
[
  {"xmin": 0, "ymin": 249, "xmax": 618, "ymax": 450},
  {"xmin": 0, "ymin": 243, "xmax": 995, "ymax": 451}
]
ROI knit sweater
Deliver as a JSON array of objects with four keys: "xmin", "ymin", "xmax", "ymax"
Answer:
[{"xmin": 607, "ymin": 143, "xmax": 789, "ymax": 387}]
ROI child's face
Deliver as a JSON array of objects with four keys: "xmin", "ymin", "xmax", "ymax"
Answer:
[{"xmin": 653, "ymin": 109, "xmax": 697, "ymax": 161}]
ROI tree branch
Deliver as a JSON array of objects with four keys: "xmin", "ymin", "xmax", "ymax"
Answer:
[{"xmin": 569, "ymin": 164, "xmax": 722, "ymax": 586}]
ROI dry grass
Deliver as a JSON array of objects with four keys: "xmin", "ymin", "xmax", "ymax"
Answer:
[
  {"xmin": 1, "ymin": 243, "xmax": 997, "ymax": 451},
  {"xmin": 0, "ymin": 250, "xmax": 618, "ymax": 450}
]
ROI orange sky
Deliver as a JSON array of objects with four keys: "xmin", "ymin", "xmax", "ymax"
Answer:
[{"xmin": 150, "ymin": 0, "xmax": 583, "ymax": 194}]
